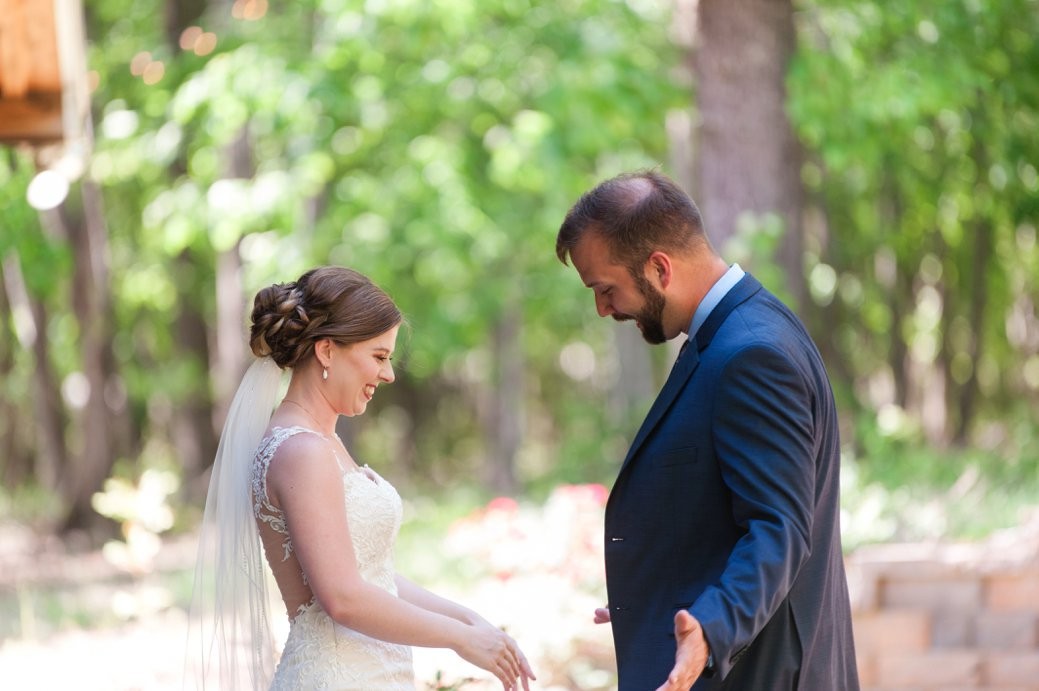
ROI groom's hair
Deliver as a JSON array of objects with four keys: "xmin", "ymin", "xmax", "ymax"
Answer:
[
  {"xmin": 556, "ymin": 168, "xmax": 713, "ymax": 275},
  {"xmin": 250, "ymin": 266, "xmax": 403, "ymax": 369}
]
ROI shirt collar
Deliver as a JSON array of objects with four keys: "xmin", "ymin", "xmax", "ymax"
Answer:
[{"xmin": 686, "ymin": 263, "xmax": 745, "ymax": 342}]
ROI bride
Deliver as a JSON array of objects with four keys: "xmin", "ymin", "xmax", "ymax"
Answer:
[{"xmin": 188, "ymin": 266, "xmax": 535, "ymax": 690}]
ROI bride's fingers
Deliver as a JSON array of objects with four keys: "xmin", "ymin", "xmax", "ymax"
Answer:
[
  {"xmin": 497, "ymin": 637, "xmax": 519, "ymax": 673},
  {"xmin": 503, "ymin": 653, "xmax": 521, "ymax": 683},
  {"xmin": 517, "ymin": 662, "xmax": 531, "ymax": 691},
  {"xmin": 519, "ymin": 654, "xmax": 535, "ymax": 682},
  {"xmin": 505, "ymin": 647, "xmax": 521, "ymax": 676},
  {"xmin": 501, "ymin": 635, "xmax": 535, "ymax": 684},
  {"xmin": 501, "ymin": 648, "xmax": 526, "ymax": 686},
  {"xmin": 494, "ymin": 662, "xmax": 516, "ymax": 691},
  {"xmin": 508, "ymin": 637, "xmax": 528, "ymax": 672},
  {"xmin": 490, "ymin": 630, "xmax": 532, "ymax": 688}
]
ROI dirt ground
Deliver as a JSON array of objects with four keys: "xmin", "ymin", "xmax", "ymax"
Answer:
[
  {"xmin": 0, "ymin": 524, "xmax": 195, "ymax": 689},
  {"xmin": 0, "ymin": 610, "xmax": 190, "ymax": 690},
  {"xmin": 0, "ymin": 524, "xmax": 611, "ymax": 690},
  {"xmin": 0, "ymin": 611, "xmax": 505, "ymax": 690}
]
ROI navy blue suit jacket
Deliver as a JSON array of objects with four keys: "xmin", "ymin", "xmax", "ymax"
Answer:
[{"xmin": 604, "ymin": 274, "xmax": 859, "ymax": 690}]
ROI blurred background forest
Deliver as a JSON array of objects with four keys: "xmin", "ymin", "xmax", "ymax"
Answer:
[{"xmin": 0, "ymin": 0, "xmax": 1038, "ymax": 687}]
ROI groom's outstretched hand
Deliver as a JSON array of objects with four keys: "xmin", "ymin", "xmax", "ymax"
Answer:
[{"xmin": 655, "ymin": 610, "xmax": 710, "ymax": 691}]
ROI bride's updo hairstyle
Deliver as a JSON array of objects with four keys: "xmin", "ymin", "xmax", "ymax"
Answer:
[{"xmin": 249, "ymin": 266, "xmax": 402, "ymax": 369}]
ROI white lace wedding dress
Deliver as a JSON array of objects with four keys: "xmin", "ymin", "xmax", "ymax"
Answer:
[{"xmin": 252, "ymin": 425, "xmax": 415, "ymax": 690}]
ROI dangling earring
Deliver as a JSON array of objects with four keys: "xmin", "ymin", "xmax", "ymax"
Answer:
[{"xmin": 322, "ymin": 367, "xmax": 329, "ymax": 381}]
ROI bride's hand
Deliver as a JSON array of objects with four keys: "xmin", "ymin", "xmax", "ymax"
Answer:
[
  {"xmin": 454, "ymin": 622, "xmax": 536, "ymax": 690},
  {"xmin": 594, "ymin": 606, "xmax": 611, "ymax": 624}
]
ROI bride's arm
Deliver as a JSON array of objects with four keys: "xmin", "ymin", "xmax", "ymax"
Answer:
[
  {"xmin": 392, "ymin": 575, "xmax": 535, "ymax": 686},
  {"xmin": 270, "ymin": 437, "xmax": 532, "ymax": 688},
  {"xmin": 394, "ymin": 574, "xmax": 489, "ymax": 626},
  {"xmin": 273, "ymin": 438, "xmax": 466, "ymax": 646}
]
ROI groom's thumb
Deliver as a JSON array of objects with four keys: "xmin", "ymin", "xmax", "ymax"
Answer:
[{"xmin": 674, "ymin": 609, "xmax": 697, "ymax": 635}]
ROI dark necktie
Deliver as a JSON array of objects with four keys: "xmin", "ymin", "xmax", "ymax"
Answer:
[{"xmin": 678, "ymin": 338, "xmax": 691, "ymax": 359}]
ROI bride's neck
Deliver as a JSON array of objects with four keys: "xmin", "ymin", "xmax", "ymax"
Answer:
[{"xmin": 279, "ymin": 387, "xmax": 336, "ymax": 435}]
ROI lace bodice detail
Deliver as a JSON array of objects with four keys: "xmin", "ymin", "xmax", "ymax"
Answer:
[
  {"xmin": 250, "ymin": 425, "xmax": 414, "ymax": 689},
  {"xmin": 251, "ymin": 425, "xmax": 405, "ymax": 604}
]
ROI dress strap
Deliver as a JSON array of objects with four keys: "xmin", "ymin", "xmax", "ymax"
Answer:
[
  {"xmin": 256, "ymin": 426, "xmax": 321, "ymax": 490},
  {"xmin": 254, "ymin": 426, "xmax": 349, "ymax": 513}
]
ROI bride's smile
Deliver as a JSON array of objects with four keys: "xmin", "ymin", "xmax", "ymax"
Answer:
[{"xmin": 330, "ymin": 324, "xmax": 398, "ymax": 416}]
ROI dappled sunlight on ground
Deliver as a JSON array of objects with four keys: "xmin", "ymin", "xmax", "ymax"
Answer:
[
  {"xmin": 0, "ymin": 609, "xmax": 190, "ymax": 690},
  {"xmin": 0, "ymin": 485, "xmax": 616, "ymax": 690}
]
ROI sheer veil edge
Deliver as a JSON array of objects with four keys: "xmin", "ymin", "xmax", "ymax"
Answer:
[{"xmin": 184, "ymin": 356, "xmax": 284, "ymax": 690}]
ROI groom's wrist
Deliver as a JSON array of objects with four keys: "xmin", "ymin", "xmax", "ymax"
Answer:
[{"xmin": 703, "ymin": 643, "xmax": 716, "ymax": 677}]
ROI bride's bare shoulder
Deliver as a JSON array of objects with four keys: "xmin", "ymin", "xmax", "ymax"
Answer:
[{"xmin": 267, "ymin": 429, "xmax": 337, "ymax": 480}]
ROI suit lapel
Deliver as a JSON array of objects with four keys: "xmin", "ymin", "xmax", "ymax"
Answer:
[
  {"xmin": 618, "ymin": 341, "xmax": 699, "ymax": 475},
  {"xmin": 617, "ymin": 274, "xmax": 763, "ymax": 475}
]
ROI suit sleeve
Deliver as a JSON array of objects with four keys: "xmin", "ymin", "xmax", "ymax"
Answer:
[{"xmin": 688, "ymin": 342, "xmax": 816, "ymax": 679}]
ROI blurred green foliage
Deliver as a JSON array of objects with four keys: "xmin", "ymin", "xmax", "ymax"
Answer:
[
  {"xmin": 788, "ymin": 0, "xmax": 1039, "ymax": 543},
  {"xmin": 1, "ymin": 0, "xmax": 1037, "ymax": 545}
]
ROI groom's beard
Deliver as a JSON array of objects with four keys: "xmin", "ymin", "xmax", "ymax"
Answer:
[{"xmin": 614, "ymin": 275, "xmax": 668, "ymax": 345}]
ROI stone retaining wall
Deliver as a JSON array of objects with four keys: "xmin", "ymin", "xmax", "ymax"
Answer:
[{"xmin": 847, "ymin": 514, "xmax": 1039, "ymax": 690}]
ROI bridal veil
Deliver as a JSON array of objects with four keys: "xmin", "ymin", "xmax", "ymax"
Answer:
[{"xmin": 186, "ymin": 356, "xmax": 284, "ymax": 690}]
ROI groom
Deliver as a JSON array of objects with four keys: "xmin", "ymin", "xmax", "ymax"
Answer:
[{"xmin": 556, "ymin": 170, "xmax": 859, "ymax": 690}]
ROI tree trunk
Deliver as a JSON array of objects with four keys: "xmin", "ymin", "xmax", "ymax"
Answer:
[
  {"xmin": 47, "ymin": 179, "xmax": 127, "ymax": 535},
  {"xmin": 951, "ymin": 110, "xmax": 994, "ymax": 445},
  {"xmin": 212, "ymin": 243, "xmax": 246, "ymax": 419},
  {"xmin": 166, "ymin": 0, "xmax": 225, "ymax": 501},
  {"xmin": 1, "ymin": 255, "xmax": 68, "ymax": 492},
  {"xmin": 953, "ymin": 221, "xmax": 991, "ymax": 445},
  {"xmin": 482, "ymin": 300, "xmax": 523, "ymax": 494},
  {"xmin": 805, "ymin": 196, "xmax": 858, "ymax": 408},
  {"xmin": 876, "ymin": 171, "xmax": 911, "ymax": 411},
  {"xmin": 164, "ymin": 0, "xmax": 208, "ymax": 49},
  {"xmin": 692, "ymin": 0, "xmax": 805, "ymax": 308},
  {"xmin": 0, "ymin": 264, "xmax": 27, "ymax": 488},
  {"xmin": 211, "ymin": 128, "xmax": 253, "ymax": 429},
  {"xmin": 879, "ymin": 260, "xmax": 911, "ymax": 412},
  {"xmin": 173, "ymin": 252, "xmax": 220, "ymax": 500}
]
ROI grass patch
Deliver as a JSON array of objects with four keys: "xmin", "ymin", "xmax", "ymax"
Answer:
[{"xmin": 841, "ymin": 415, "xmax": 1039, "ymax": 550}]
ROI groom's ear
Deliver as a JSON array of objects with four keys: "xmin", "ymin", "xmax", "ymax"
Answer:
[{"xmin": 645, "ymin": 251, "xmax": 673, "ymax": 290}]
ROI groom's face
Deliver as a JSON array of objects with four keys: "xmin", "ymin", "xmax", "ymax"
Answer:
[
  {"xmin": 570, "ymin": 232, "xmax": 669, "ymax": 345},
  {"xmin": 627, "ymin": 272, "xmax": 668, "ymax": 345}
]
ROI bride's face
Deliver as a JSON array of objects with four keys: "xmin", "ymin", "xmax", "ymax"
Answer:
[{"xmin": 330, "ymin": 324, "xmax": 400, "ymax": 417}]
